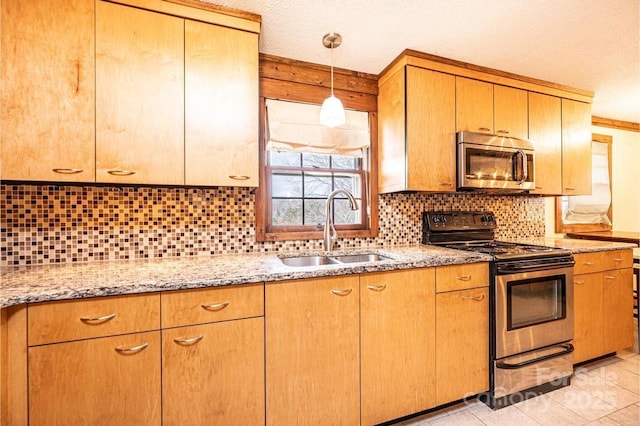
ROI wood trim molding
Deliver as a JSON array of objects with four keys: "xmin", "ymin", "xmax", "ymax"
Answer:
[
  {"xmin": 162, "ymin": 0, "xmax": 262, "ymax": 22},
  {"xmin": 592, "ymin": 116, "xmax": 640, "ymax": 132}
]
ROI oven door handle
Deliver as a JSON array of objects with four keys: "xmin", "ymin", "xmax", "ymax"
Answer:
[
  {"xmin": 496, "ymin": 343, "xmax": 574, "ymax": 370},
  {"xmin": 496, "ymin": 259, "xmax": 575, "ymax": 274}
]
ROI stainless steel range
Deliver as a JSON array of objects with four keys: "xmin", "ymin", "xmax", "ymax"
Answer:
[{"xmin": 422, "ymin": 211, "xmax": 575, "ymax": 409}]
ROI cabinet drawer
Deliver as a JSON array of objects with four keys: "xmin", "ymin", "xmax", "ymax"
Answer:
[
  {"xmin": 574, "ymin": 250, "xmax": 633, "ymax": 274},
  {"xmin": 161, "ymin": 283, "xmax": 263, "ymax": 328},
  {"xmin": 436, "ymin": 263, "xmax": 489, "ymax": 293},
  {"xmin": 28, "ymin": 293, "xmax": 160, "ymax": 346}
]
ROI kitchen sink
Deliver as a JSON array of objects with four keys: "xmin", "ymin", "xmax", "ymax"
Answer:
[{"xmin": 279, "ymin": 253, "xmax": 393, "ymax": 267}]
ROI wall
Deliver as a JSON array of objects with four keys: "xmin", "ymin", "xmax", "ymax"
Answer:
[
  {"xmin": 1, "ymin": 184, "xmax": 545, "ymax": 266},
  {"xmin": 544, "ymin": 125, "xmax": 640, "ymax": 235}
]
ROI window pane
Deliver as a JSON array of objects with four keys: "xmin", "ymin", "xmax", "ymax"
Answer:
[
  {"xmin": 332, "ymin": 155, "xmax": 357, "ymax": 169},
  {"xmin": 302, "ymin": 153, "xmax": 330, "ymax": 168},
  {"xmin": 304, "ymin": 199, "xmax": 325, "ymax": 226},
  {"xmin": 334, "ymin": 174, "xmax": 361, "ymax": 198},
  {"xmin": 270, "ymin": 151, "xmax": 301, "ymax": 167},
  {"xmin": 304, "ymin": 172, "xmax": 332, "ymax": 197},
  {"xmin": 333, "ymin": 198, "xmax": 361, "ymax": 225},
  {"xmin": 272, "ymin": 199, "xmax": 302, "ymax": 225},
  {"xmin": 272, "ymin": 172, "xmax": 302, "ymax": 197}
]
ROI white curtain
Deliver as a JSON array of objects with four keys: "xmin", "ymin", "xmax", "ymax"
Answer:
[
  {"xmin": 564, "ymin": 141, "xmax": 612, "ymax": 225},
  {"xmin": 265, "ymin": 99, "xmax": 370, "ymax": 157}
]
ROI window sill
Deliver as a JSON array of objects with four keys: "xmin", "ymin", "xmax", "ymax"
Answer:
[{"xmin": 257, "ymin": 228, "xmax": 376, "ymax": 243}]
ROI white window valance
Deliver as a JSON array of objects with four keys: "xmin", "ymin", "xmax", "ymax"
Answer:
[
  {"xmin": 265, "ymin": 99, "xmax": 370, "ymax": 157},
  {"xmin": 564, "ymin": 141, "xmax": 612, "ymax": 225}
]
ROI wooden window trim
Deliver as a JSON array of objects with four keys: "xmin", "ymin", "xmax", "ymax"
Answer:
[
  {"xmin": 555, "ymin": 133, "xmax": 613, "ymax": 233},
  {"xmin": 255, "ymin": 55, "xmax": 379, "ymax": 242}
]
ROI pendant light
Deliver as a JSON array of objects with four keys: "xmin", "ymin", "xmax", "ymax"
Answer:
[{"xmin": 319, "ymin": 32, "xmax": 346, "ymax": 128}]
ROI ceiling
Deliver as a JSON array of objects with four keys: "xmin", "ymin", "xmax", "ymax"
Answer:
[{"xmin": 209, "ymin": 0, "xmax": 639, "ymax": 124}]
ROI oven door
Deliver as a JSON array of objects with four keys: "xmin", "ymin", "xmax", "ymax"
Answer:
[
  {"xmin": 495, "ymin": 266, "xmax": 573, "ymax": 359},
  {"xmin": 458, "ymin": 142, "xmax": 534, "ymax": 191}
]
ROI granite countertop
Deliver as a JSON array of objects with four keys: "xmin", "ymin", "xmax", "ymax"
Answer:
[{"xmin": 1, "ymin": 239, "xmax": 636, "ymax": 309}]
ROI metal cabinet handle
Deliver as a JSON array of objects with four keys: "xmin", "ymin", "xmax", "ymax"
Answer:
[
  {"xmin": 53, "ymin": 168, "xmax": 83, "ymax": 174},
  {"xmin": 367, "ymin": 284, "xmax": 387, "ymax": 291},
  {"xmin": 613, "ymin": 258, "xmax": 623, "ymax": 262},
  {"xmin": 173, "ymin": 335, "xmax": 204, "ymax": 346},
  {"xmin": 535, "ymin": 186, "xmax": 543, "ymax": 190},
  {"xmin": 80, "ymin": 313, "xmax": 117, "ymax": 324},
  {"xmin": 108, "ymin": 170, "xmax": 136, "ymax": 176},
  {"xmin": 201, "ymin": 301, "xmax": 230, "ymax": 311},
  {"xmin": 114, "ymin": 342, "xmax": 148, "ymax": 355},
  {"xmin": 575, "ymin": 280, "xmax": 586, "ymax": 285},
  {"xmin": 478, "ymin": 127, "xmax": 491, "ymax": 132},
  {"xmin": 605, "ymin": 275, "xmax": 617, "ymax": 280},
  {"xmin": 456, "ymin": 275, "xmax": 472, "ymax": 281},
  {"xmin": 497, "ymin": 130, "xmax": 510, "ymax": 134},
  {"xmin": 583, "ymin": 262, "xmax": 594, "ymax": 266},
  {"xmin": 462, "ymin": 294, "xmax": 485, "ymax": 301},
  {"xmin": 439, "ymin": 183, "xmax": 453, "ymax": 187},
  {"xmin": 229, "ymin": 175, "xmax": 250, "ymax": 180},
  {"xmin": 330, "ymin": 288, "xmax": 352, "ymax": 296},
  {"xmin": 565, "ymin": 187, "xmax": 576, "ymax": 191}
]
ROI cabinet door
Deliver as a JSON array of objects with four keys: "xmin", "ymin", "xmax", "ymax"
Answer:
[
  {"xmin": 185, "ymin": 21, "xmax": 259, "ymax": 187},
  {"xmin": 96, "ymin": 1, "xmax": 184, "ymax": 184},
  {"xmin": 162, "ymin": 318, "xmax": 264, "ymax": 425},
  {"xmin": 29, "ymin": 331, "xmax": 161, "ymax": 425},
  {"xmin": 456, "ymin": 77, "xmax": 493, "ymax": 134},
  {"xmin": 603, "ymin": 268, "xmax": 634, "ymax": 354},
  {"xmin": 494, "ymin": 85, "xmax": 528, "ymax": 139},
  {"xmin": 573, "ymin": 273, "xmax": 603, "ymax": 364},
  {"xmin": 361, "ymin": 268, "xmax": 436, "ymax": 425},
  {"xmin": 266, "ymin": 276, "xmax": 359, "ymax": 426},
  {"xmin": 561, "ymin": 99, "xmax": 592, "ymax": 195},
  {"xmin": 406, "ymin": 67, "xmax": 456, "ymax": 191},
  {"xmin": 435, "ymin": 287, "xmax": 489, "ymax": 405},
  {"xmin": 529, "ymin": 92, "xmax": 562, "ymax": 195},
  {"xmin": 1, "ymin": 0, "xmax": 95, "ymax": 182}
]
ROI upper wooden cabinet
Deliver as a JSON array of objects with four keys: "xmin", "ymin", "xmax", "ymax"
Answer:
[
  {"xmin": 561, "ymin": 99, "xmax": 593, "ymax": 195},
  {"xmin": 456, "ymin": 78, "xmax": 528, "ymax": 139},
  {"xmin": 529, "ymin": 92, "xmax": 562, "ymax": 195},
  {"xmin": 455, "ymin": 77, "xmax": 494, "ymax": 135},
  {"xmin": 378, "ymin": 66, "xmax": 456, "ymax": 193},
  {"xmin": 1, "ymin": 0, "xmax": 95, "ymax": 182},
  {"xmin": 185, "ymin": 21, "xmax": 259, "ymax": 187},
  {"xmin": 96, "ymin": 1, "xmax": 185, "ymax": 184}
]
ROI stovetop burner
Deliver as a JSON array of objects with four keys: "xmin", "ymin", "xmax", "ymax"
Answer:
[{"xmin": 422, "ymin": 211, "xmax": 571, "ymax": 260}]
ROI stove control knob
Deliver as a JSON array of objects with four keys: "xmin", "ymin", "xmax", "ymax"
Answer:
[
  {"xmin": 440, "ymin": 215, "xmax": 447, "ymax": 223},
  {"xmin": 432, "ymin": 215, "xmax": 439, "ymax": 224},
  {"xmin": 487, "ymin": 215, "xmax": 494, "ymax": 223},
  {"xmin": 480, "ymin": 215, "xmax": 487, "ymax": 222}
]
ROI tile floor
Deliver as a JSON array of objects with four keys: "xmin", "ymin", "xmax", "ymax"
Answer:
[{"xmin": 394, "ymin": 328, "xmax": 639, "ymax": 426}]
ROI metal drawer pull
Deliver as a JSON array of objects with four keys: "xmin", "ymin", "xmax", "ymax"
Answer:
[
  {"xmin": 478, "ymin": 127, "xmax": 491, "ymax": 132},
  {"xmin": 565, "ymin": 187, "xmax": 576, "ymax": 191},
  {"xmin": 173, "ymin": 335, "xmax": 204, "ymax": 346},
  {"xmin": 605, "ymin": 275, "xmax": 617, "ymax": 280},
  {"xmin": 583, "ymin": 262, "xmax": 594, "ymax": 266},
  {"xmin": 114, "ymin": 342, "xmax": 149, "ymax": 355},
  {"xmin": 497, "ymin": 130, "xmax": 510, "ymax": 134},
  {"xmin": 108, "ymin": 170, "xmax": 136, "ymax": 176},
  {"xmin": 53, "ymin": 168, "xmax": 83, "ymax": 174},
  {"xmin": 575, "ymin": 280, "xmax": 586, "ymax": 285},
  {"xmin": 367, "ymin": 284, "xmax": 387, "ymax": 291},
  {"xmin": 439, "ymin": 182, "xmax": 453, "ymax": 187},
  {"xmin": 229, "ymin": 175, "xmax": 250, "ymax": 180},
  {"xmin": 614, "ymin": 258, "xmax": 623, "ymax": 262},
  {"xmin": 201, "ymin": 301, "xmax": 230, "ymax": 311},
  {"xmin": 456, "ymin": 275, "xmax": 472, "ymax": 281},
  {"xmin": 80, "ymin": 313, "xmax": 117, "ymax": 324},
  {"xmin": 331, "ymin": 288, "xmax": 352, "ymax": 296},
  {"xmin": 463, "ymin": 294, "xmax": 485, "ymax": 301}
]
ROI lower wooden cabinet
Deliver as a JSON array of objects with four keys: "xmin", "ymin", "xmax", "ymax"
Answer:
[
  {"xmin": 265, "ymin": 276, "xmax": 360, "ymax": 426},
  {"xmin": 162, "ymin": 318, "xmax": 264, "ymax": 425},
  {"xmin": 435, "ymin": 287, "xmax": 489, "ymax": 405},
  {"xmin": 29, "ymin": 331, "xmax": 161, "ymax": 426},
  {"xmin": 360, "ymin": 269, "xmax": 436, "ymax": 425},
  {"xmin": 573, "ymin": 273, "xmax": 605, "ymax": 363},
  {"xmin": 602, "ymin": 268, "xmax": 634, "ymax": 354}
]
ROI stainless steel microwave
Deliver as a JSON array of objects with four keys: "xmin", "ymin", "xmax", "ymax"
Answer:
[{"xmin": 457, "ymin": 131, "xmax": 535, "ymax": 192}]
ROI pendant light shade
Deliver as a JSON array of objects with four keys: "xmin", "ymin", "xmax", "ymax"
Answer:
[{"xmin": 319, "ymin": 32, "xmax": 346, "ymax": 128}]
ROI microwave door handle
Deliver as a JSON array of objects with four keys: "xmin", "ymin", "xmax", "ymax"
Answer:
[{"xmin": 517, "ymin": 149, "xmax": 528, "ymax": 184}]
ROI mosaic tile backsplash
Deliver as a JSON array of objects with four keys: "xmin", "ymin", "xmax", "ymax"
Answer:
[{"xmin": 1, "ymin": 184, "xmax": 545, "ymax": 266}]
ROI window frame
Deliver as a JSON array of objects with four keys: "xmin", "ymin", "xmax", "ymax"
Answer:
[
  {"xmin": 555, "ymin": 133, "xmax": 613, "ymax": 233},
  {"xmin": 256, "ymin": 97, "xmax": 379, "ymax": 242}
]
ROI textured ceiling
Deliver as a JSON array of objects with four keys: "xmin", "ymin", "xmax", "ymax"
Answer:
[{"xmin": 210, "ymin": 0, "xmax": 640, "ymax": 123}]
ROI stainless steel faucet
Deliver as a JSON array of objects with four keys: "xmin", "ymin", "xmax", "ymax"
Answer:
[{"xmin": 323, "ymin": 189, "xmax": 358, "ymax": 251}]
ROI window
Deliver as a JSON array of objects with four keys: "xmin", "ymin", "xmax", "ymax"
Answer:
[
  {"xmin": 555, "ymin": 134, "xmax": 613, "ymax": 233},
  {"xmin": 256, "ymin": 99, "xmax": 376, "ymax": 241}
]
